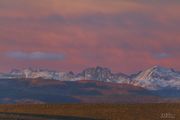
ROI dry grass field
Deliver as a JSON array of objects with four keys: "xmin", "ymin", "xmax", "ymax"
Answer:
[{"xmin": 0, "ymin": 104, "xmax": 179, "ymax": 120}]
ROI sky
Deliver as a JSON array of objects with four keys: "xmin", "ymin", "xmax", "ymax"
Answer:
[{"xmin": 0, "ymin": 0, "xmax": 180, "ymax": 73}]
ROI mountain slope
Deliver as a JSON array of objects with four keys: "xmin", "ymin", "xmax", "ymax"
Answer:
[
  {"xmin": 0, "ymin": 78, "xmax": 161, "ymax": 104},
  {"xmin": 132, "ymin": 66, "xmax": 180, "ymax": 90}
]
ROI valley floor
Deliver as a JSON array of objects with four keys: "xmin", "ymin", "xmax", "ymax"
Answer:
[{"xmin": 0, "ymin": 104, "xmax": 179, "ymax": 120}]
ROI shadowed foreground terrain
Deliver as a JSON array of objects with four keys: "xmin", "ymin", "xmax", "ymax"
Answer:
[
  {"xmin": 1, "ymin": 78, "xmax": 180, "ymax": 104},
  {"xmin": 0, "ymin": 113, "xmax": 97, "ymax": 120},
  {"xmin": 0, "ymin": 104, "xmax": 180, "ymax": 120}
]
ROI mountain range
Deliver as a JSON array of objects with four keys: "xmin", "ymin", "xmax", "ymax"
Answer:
[
  {"xmin": 0, "ymin": 66, "xmax": 180, "ymax": 90},
  {"xmin": 0, "ymin": 65, "xmax": 180, "ymax": 104}
]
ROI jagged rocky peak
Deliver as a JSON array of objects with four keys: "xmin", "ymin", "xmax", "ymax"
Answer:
[
  {"xmin": 80, "ymin": 66, "xmax": 113, "ymax": 81},
  {"xmin": 79, "ymin": 66, "xmax": 130, "ymax": 83}
]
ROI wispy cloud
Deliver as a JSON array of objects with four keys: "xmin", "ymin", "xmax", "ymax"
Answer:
[
  {"xmin": 5, "ymin": 51, "xmax": 65, "ymax": 60},
  {"xmin": 154, "ymin": 53, "xmax": 172, "ymax": 59}
]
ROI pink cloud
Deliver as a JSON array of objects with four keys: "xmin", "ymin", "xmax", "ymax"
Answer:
[{"xmin": 0, "ymin": 0, "xmax": 180, "ymax": 73}]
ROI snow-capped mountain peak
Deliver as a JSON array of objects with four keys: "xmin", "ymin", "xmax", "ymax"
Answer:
[
  {"xmin": 134, "ymin": 66, "xmax": 180, "ymax": 80},
  {"xmin": 132, "ymin": 66, "xmax": 180, "ymax": 90}
]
